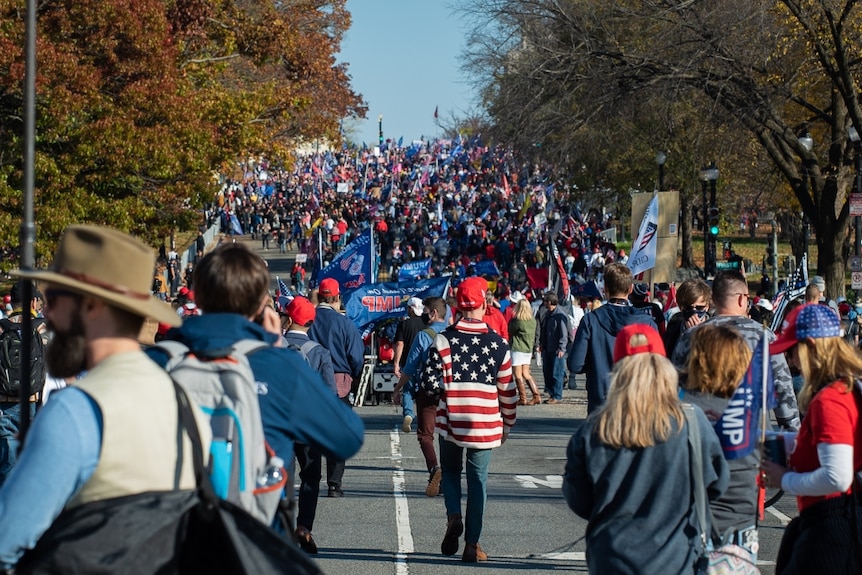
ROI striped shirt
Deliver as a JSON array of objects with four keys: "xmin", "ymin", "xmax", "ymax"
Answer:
[{"xmin": 425, "ymin": 318, "xmax": 517, "ymax": 449}]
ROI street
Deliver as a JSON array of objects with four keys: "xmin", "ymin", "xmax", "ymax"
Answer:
[{"xmin": 243, "ymin": 235, "xmax": 795, "ymax": 574}]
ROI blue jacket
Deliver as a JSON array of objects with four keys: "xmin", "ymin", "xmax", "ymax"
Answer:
[
  {"xmin": 146, "ymin": 314, "xmax": 364, "ymax": 468},
  {"xmin": 567, "ymin": 304, "xmax": 656, "ymax": 413},
  {"xmin": 308, "ymin": 304, "xmax": 365, "ymax": 378}
]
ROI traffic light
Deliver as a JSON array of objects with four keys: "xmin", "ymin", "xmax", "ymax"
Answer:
[
  {"xmin": 707, "ymin": 206, "xmax": 720, "ymax": 236},
  {"xmin": 766, "ymin": 243, "xmax": 776, "ymax": 268}
]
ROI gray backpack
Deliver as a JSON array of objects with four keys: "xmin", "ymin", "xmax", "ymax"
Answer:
[{"xmin": 154, "ymin": 340, "xmax": 285, "ymax": 525}]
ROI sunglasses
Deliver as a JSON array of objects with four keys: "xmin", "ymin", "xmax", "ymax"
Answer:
[
  {"xmin": 43, "ymin": 287, "xmax": 79, "ymax": 308},
  {"xmin": 691, "ymin": 305, "xmax": 709, "ymax": 312}
]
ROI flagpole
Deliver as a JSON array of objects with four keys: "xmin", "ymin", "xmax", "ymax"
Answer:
[{"xmin": 760, "ymin": 328, "xmax": 769, "ymax": 446}]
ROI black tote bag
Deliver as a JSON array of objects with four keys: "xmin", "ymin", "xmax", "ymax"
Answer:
[{"xmin": 15, "ymin": 384, "xmax": 322, "ymax": 575}]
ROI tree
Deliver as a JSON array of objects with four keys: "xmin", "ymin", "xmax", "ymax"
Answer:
[
  {"xmin": 462, "ymin": 0, "xmax": 862, "ymax": 297},
  {"xmin": 0, "ymin": 0, "xmax": 365, "ymax": 260}
]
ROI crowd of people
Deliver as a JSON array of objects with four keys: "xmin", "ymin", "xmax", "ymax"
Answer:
[{"xmin": 0, "ymin": 136, "xmax": 860, "ymax": 572}]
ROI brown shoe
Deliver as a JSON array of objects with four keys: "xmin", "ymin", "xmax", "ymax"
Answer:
[
  {"xmin": 544, "ymin": 398, "xmax": 560, "ymax": 404},
  {"xmin": 441, "ymin": 514, "xmax": 463, "ymax": 556},
  {"xmin": 530, "ymin": 394, "xmax": 541, "ymax": 405},
  {"xmin": 426, "ymin": 466, "xmax": 442, "ymax": 497},
  {"xmin": 462, "ymin": 542, "xmax": 488, "ymax": 562},
  {"xmin": 295, "ymin": 525, "xmax": 318, "ymax": 554}
]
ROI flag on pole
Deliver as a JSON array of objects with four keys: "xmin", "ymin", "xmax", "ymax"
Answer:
[
  {"xmin": 433, "ymin": 105, "xmax": 439, "ymax": 119},
  {"xmin": 770, "ymin": 253, "xmax": 809, "ymax": 333},
  {"xmin": 627, "ymin": 194, "xmax": 659, "ymax": 276},
  {"xmin": 277, "ymin": 276, "xmax": 292, "ymax": 298}
]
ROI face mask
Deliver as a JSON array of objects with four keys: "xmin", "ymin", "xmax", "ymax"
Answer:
[{"xmin": 421, "ymin": 312, "xmax": 431, "ymax": 324}]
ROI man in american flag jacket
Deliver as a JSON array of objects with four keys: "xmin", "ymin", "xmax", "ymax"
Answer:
[{"xmin": 423, "ymin": 276, "xmax": 518, "ymax": 563}]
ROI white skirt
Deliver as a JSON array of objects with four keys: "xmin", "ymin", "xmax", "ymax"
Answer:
[{"xmin": 511, "ymin": 351, "xmax": 532, "ymax": 367}]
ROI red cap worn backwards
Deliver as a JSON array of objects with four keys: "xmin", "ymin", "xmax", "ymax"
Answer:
[
  {"xmin": 318, "ymin": 277, "xmax": 340, "ymax": 297},
  {"xmin": 285, "ymin": 296, "xmax": 316, "ymax": 326},
  {"xmin": 456, "ymin": 277, "xmax": 487, "ymax": 311},
  {"xmin": 613, "ymin": 323, "xmax": 666, "ymax": 362}
]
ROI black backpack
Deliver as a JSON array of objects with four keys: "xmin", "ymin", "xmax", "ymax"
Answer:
[{"xmin": 0, "ymin": 317, "xmax": 47, "ymax": 397}]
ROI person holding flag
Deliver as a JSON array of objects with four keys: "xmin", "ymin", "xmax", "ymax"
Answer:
[
  {"xmin": 671, "ymin": 270, "xmax": 800, "ymax": 433},
  {"xmin": 682, "ymin": 324, "xmax": 765, "ymax": 564}
]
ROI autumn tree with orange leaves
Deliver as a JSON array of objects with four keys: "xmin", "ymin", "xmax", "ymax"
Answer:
[{"xmin": 0, "ymin": 0, "xmax": 364, "ymax": 262}]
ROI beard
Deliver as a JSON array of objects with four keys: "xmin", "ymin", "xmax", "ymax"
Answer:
[{"xmin": 46, "ymin": 309, "xmax": 88, "ymax": 379}]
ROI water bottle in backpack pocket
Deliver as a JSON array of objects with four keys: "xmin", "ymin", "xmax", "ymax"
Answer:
[{"xmin": 154, "ymin": 339, "xmax": 287, "ymax": 525}]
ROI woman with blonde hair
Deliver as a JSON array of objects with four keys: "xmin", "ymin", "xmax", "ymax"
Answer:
[
  {"xmin": 762, "ymin": 304, "xmax": 862, "ymax": 574},
  {"xmin": 564, "ymin": 324, "xmax": 728, "ymax": 574},
  {"xmin": 683, "ymin": 324, "xmax": 761, "ymax": 562},
  {"xmin": 507, "ymin": 296, "xmax": 541, "ymax": 405}
]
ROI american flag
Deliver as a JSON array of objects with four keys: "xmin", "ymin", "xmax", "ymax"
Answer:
[{"xmin": 277, "ymin": 276, "xmax": 292, "ymax": 298}]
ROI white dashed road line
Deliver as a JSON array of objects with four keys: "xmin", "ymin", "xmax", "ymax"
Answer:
[{"xmin": 391, "ymin": 429, "xmax": 413, "ymax": 574}]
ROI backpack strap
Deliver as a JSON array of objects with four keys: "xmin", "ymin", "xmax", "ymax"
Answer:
[
  {"xmin": 299, "ymin": 340, "xmax": 319, "ymax": 357},
  {"xmin": 153, "ymin": 340, "xmax": 190, "ymax": 360}
]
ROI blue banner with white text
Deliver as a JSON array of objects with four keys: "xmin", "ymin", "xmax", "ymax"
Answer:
[
  {"xmin": 344, "ymin": 277, "xmax": 450, "ymax": 336},
  {"xmin": 398, "ymin": 258, "xmax": 432, "ymax": 281},
  {"xmin": 318, "ymin": 228, "xmax": 373, "ymax": 291}
]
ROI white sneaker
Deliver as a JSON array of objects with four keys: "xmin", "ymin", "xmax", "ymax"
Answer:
[{"xmin": 401, "ymin": 415, "xmax": 413, "ymax": 433}]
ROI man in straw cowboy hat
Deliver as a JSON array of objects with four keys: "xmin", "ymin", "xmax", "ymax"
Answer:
[{"xmin": 0, "ymin": 225, "xmax": 209, "ymax": 569}]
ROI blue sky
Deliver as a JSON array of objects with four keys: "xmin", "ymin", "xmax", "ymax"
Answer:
[{"xmin": 337, "ymin": 1, "xmax": 478, "ymax": 146}]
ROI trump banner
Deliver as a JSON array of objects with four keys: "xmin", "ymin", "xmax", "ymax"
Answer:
[
  {"xmin": 344, "ymin": 277, "xmax": 450, "ymax": 336},
  {"xmin": 398, "ymin": 258, "xmax": 432, "ymax": 281},
  {"xmin": 318, "ymin": 228, "xmax": 373, "ymax": 291}
]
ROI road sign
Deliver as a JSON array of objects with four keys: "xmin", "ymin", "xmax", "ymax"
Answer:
[
  {"xmin": 852, "ymin": 193, "xmax": 862, "ymax": 216},
  {"xmin": 851, "ymin": 257, "xmax": 862, "ymax": 272},
  {"xmin": 716, "ymin": 260, "xmax": 741, "ymax": 270},
  {"xmin": 853, "ymin": 271, "xmax": 862, "ymax": 290}
]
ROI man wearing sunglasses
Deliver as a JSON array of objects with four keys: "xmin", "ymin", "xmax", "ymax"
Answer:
[{"xmin": 671, "ymin": 270, "xmax": 800, "ymax": 432}]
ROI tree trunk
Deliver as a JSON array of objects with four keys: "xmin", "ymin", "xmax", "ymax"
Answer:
[{"xmin": 813, "ymin": 178, "xmax": 850, "ymax": 301}]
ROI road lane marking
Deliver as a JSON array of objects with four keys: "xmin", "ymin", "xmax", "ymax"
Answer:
[
  {"xmin": 391, "ymin": 429, "xmax": 413, "ymax": 574},
  {"xmin": 533, "ymin": 552, "xmax": 774, "ymax": 566},
  {"xmin": 766, "ymin": 505, "xmax": 792, "ymax": 526},
  {"xmin": 514, "ymin": 474, "xmax": 563, "ymax": 489}
]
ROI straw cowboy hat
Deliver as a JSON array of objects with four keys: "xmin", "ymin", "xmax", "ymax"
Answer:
[{"xmin": 11, "ymin": 225, "xmax": 181, "ymax": 327}]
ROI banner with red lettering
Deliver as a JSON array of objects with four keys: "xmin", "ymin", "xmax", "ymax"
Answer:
[{"xmin": 343, "ymin": 277, "xmax": 451, "ymax": 336}]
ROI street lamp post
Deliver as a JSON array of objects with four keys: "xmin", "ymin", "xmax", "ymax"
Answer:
[
  {"xmin": 799, "ymin": 132, "xmax": 814, "ymax": 267},
  {"xmin": 699, "ymin": 164, "xmax": 720, "ymax": 277},
  {"xmin": 378, "ymin": 114, "xmax": 384, "ymax": 147},
  {"xmin": 656, "ymin": 151, "xmax": 667, "ymax": 192}
]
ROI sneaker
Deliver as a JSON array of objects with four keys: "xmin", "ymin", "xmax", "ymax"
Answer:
[
  {"xmin": 295, "ymin": 526, "xmax": 318, "ymax": 554},
  {"xmin": 401, "ymin": 414, "xmax": 413, "ymax": 433},
  {"xmin": 462, "ymin": 542, "xmax": 488, "ymax": 562},
  {"xmin": 426, "ymin": 466, "xmax": 442, "ymax": 497},
  {"xmin": 327, "ymin": 485, "xmax": 344, "ymax": 498},
  {"xmin": 441, "ymin": 514, "xmax": 463, "ymax": 556}
]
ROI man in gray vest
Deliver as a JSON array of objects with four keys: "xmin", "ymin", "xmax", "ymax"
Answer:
[{"xmin": 0, "ymin": 225, "xmax": 200, "ymax": 569}]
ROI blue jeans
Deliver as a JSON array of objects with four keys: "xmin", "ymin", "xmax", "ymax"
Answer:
[
  {"xmin": 439, "ymin": 437, "xmax": 492, "ymax": 544},
  {"xmin": 542, "ymin": 352, "xmax": 566, "ymax": 400},
  {"xmin": 401, "ymin": 386, "xmax": 415, "ymax": 419},
  {"xmin": 0, "ymin": 401, "xmax": 37, "ymax": 488}
]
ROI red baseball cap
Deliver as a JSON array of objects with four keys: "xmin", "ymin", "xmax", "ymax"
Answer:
[
  {"xmin": 285, "ymin": 296, "xmax": 316, "ymax": 326},
  {"xmin": 613, "ymin": 324, "xmax": 666, "ymax": 362},
  {"xmin": 319, "ymin": 277, "xmax": 340, "ymax": 297},
  {"xmin": 178, "ymin": 287, "xmax": 190, "ymax": 297},
  {"xmin": 457, "ymin": 277, "xmax": 487, "ymax": 311},
  {"xmin": 770, "ymin": 304, "xmax": 842, "ymax": 354}
]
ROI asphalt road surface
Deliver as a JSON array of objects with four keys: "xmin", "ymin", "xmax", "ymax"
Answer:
[{"xmin": 237, "ymin": 233, "xmax": 795, "ymax": 574}]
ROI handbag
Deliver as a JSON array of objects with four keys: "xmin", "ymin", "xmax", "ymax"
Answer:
[
  {"xmin": 683, "ymin": 405, "xmax": 760, "ymax": 575},
  {"xmin": 15, "ymin": 383, "xmax": 321, "ymax": 575}
]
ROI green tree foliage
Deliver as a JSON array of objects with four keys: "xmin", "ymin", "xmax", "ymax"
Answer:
[
  {"xmin": 462, "ymin": 0, "xmax": 862, "ymax": 296},
  {"xmin": 0, "ymin": 0, "xmax": 365, "ymax": 263}
]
